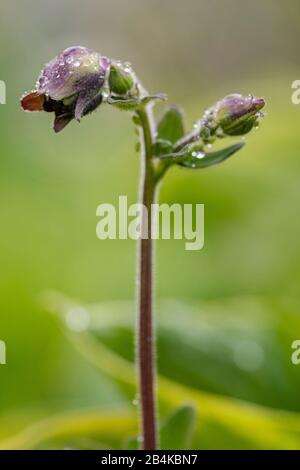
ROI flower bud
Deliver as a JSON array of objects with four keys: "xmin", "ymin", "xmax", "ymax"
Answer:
[
  {"xmin": 21, "ymin": 46, "xmax": 110, "ymax": 132},
  {"xmin": 214, "ymin": 94, "xmax": 265, "ymax": 136},
  {"xmin": 108, "ymin": 61, "xmax": 138, "ymax": 98}
]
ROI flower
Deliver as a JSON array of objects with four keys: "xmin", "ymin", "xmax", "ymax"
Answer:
[
  {"xmin": 214, "ymin": 94, "xmax": 265, "ymax": 136},
  {"xmin": 21, "ymin": 46, "xmax": 110, "ymax": 133}
]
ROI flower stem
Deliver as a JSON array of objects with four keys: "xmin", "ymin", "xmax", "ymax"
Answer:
[{"xmin": 136, "ymin": 105, "xmax": 157, "ymax": 450}]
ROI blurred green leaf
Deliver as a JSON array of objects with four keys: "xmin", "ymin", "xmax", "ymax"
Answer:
[
  {"xmin": 157, "ymin": 106, "xmax": 185, "ymax": 145},
  {"xmin": 0, "ymin": 409, "xmax": 137, "ymax": 450},
  {"xmin": 160, "ymin": 405, "xmax": 196, "ymax": 449},
  {"xmin": 40, "ymin": 292, "xmax": 300, "ymax": 449},
  {"xmin": 125, "ymin": 436, "xmax": 139, "ymax": 450}
]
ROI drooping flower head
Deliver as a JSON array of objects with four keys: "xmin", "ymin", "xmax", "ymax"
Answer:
[{"xmin": 21, "ymin": 46, "xmax": 110, "ymax": 132}]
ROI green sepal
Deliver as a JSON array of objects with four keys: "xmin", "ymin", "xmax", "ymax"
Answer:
[
  {"xmin": 222, "ymin": 115, "xmax": 259, "ymax": 136},
  {"xmin": 108, "ymin": 64, "xmax": 134, "ymax": 97}
]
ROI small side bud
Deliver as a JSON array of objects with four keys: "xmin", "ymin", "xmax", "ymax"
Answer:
[{"xmin": 108, "ymin": 62, "xmax": 137, "ymax": 98}]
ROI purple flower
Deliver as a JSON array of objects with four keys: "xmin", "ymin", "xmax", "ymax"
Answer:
[{"xmin": 21, "ymin": 46, "xmax": 110, "ymax": 132}]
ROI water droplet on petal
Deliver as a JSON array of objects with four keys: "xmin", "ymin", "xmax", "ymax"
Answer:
[{"xmin": 66, "ymin": 55, "xmax": 74, "ymax": 64}]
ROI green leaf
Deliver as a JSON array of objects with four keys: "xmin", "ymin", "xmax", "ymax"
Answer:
[
  {"xmin": 160, "ymin": 142, "xmax": 245, "ymax": 169},
  {"xmin": 0, "ymin": 409, "xmax": 137, "ymax": 450},
  {"xmin": 157, "ymin": 106, "xmax": 185, "ymax": 145},
  {"xmin": 42, "ymin": 292, "xmax": 300, "ymax": 450},
  {"xmin": 160, "ymin": 406, "xmax": 196, "ymax": 450},
  {"xmin": 179, "ymin": 142, "xmax": 245, "ymax": 169},
  {"xmin": 125, "ymin": 436, "xmax": 140, "ymax": 450},
  {"xmin": 107, "ymin": 97, "xmax": 140, "ymax": 111},
  {"xmin": 141, "ymin": 93, "xmax": 167, "ymax": 106},
  {"xmin": 107, "ymin": 93, "xmax": 166, "ymax": 111},
  {"xmin": 152, "ymin": 139, "xmax": 173, "ymax": 157}
]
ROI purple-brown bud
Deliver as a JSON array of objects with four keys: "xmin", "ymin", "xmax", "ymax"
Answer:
[{"xmin": 214, "ymin": 94, "xmax": 265, "ymax": 136}]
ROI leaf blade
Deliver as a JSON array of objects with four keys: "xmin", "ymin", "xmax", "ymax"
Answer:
[
  {"xmin": 180, "ymin": 142, "xmax": 245, "ymax": 169},
  {"xmin": 160, "ymin": 405, "xmax": 196, "ymax": 450},
  {"xmin": 157, "ymin": 106, "xmax": 185, "ymax": 145}
]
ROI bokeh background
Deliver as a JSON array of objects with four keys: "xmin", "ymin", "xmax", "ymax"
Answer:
[{"xmin": 1, "ymin": 0, "xmax": 300, "ymax": 449}]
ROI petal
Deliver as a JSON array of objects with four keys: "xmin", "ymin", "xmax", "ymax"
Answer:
[
  {"xmin": 20, "ymin": 92, "xmax": 45, "ymax": 112},
  {"xmin": 53, "ymin": 114, "xmax": 73, "ymax": 133},
  {"xmin": 37, "ymin": 47, "xmax": 106, "ymax": 101},
  {"xmin": 74, "ymin": 74, "xmax": 104, "ymax": 121}
]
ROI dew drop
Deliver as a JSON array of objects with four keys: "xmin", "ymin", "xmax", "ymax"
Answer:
[
  {"xmin": 39, "ymin": 76, "xmax": 48, "ymax": 88},
  {"xmin": 192, "ymin": 150, "xmax": 205, "ymax": 159},
  {"xmin": 66, "ymin": 55, "xmax": 74, "ymax": 65}
]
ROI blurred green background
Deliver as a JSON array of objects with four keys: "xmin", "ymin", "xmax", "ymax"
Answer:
[{"xmin": 1, "ymin": 0, "xmax": 300, "ymax": 449}]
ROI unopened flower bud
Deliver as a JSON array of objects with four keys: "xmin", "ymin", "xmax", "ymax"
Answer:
[
  {"xmin": 108, "ymin": 61, "xmax": 138, "ymax": 98},
  {"xmin": 21, "ymin": 46, "xmax": 110, "ymax": 132},
  {"xmin": 214, "ymin": 94, "xmax": 265, "ymax": 136}
]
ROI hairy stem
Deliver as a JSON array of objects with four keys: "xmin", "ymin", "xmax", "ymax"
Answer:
[{"xmin": 136, "ymin": 105, "xmax": 157, "ymax": 450}]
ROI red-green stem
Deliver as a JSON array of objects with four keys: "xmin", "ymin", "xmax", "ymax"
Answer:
[{"xmin": 136, "ymin": 106, "xmax": 157, "ymax": 450}]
